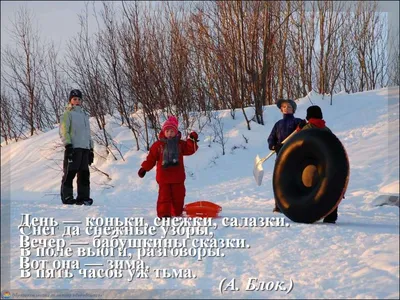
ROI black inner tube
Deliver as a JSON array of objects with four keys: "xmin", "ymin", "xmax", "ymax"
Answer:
[{"xmin": 273, "ymin": 129, "xmax": 349, "ymax": 223}]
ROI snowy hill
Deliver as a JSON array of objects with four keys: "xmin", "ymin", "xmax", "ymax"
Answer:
[{"xmin": 1, "ymin": 87, "xmax": 399, "ymax": 299}]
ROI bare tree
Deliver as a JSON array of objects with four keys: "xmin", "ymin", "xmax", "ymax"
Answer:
[
  {"xmin": 1, "ymin": 0, "xmax": 394, "ymax": 149},
  {"xmin": 0, "ymin": 92, "xmax": 25, "ymax": 144},
  {"xmin": 119, "ymin": 1, "xmax": 161, "ymax": 150},
  {"xmin": 313, "ymin": 1, "xmax": 346, "ymax": 95},
  {"xmin": 40, "ymin": 42, "xmax": 69, "ymax": 124},
  {"xmin": 387, "ymin": 33, "xmax": 400, "ymax": 86},
  {"xmin": 1, "ymin": 6, "xmax": 45, "ymax": 136},
  {"xmin": 276, "ymin": 1, "xmax": 292, "ymax": 99},
  {"xmin": 327, "ymin": 7, "xmax": 354, "ymax": 104},
  {"xmin": 64, "ymin": 3, "xmax": 112, "ymax": 153},
  {"xmin": 287, "ymin": 1, "xmax": 317, "ymax": 96},
  {"xmin": 97, "ymin": 1, "xmax": 140, "ymax": 150},
  {"xmin": 210, "ymin": 111, "xmax": 228, "ymax": 155}
]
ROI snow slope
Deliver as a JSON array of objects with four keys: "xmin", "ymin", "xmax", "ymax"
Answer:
[{"xmin": 1, "ymin": 87, "xmax": 399, "ymax": 299}]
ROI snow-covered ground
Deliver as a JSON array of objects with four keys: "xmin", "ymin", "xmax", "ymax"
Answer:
[{"xmin": 1, "ymin": 87, "xmax": 399, "ymax": 299}]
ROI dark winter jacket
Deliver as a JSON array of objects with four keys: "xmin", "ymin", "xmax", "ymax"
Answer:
[
  {"xmin": 141, "ymin": 131, "xmax": 198, "ymax": 184},
  {"xmin": 268, "ymin": 114, "xmax": 302, "ymax": 150},
  {"xmin": 59, "ymin": 104, "xmax": 93, "ymax": 149}
]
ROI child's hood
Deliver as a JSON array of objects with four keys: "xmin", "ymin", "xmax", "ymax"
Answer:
[
  {"xmin": 308, "ymin": 118, "xmax": 326, "ymax": 128},
  {"xmin": 158, "ymin": 130, "xmax": 182, "ymax": 140}
]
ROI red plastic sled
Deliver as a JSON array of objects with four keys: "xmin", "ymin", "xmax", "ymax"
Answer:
[{"xmin": 184, "ymin": 201, "xmax": 222, "ymax": 218}]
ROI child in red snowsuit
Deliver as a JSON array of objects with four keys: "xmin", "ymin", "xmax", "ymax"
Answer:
[{"xmin": 138, "ymin": 116, "xmax": 199, "ymax": 218}]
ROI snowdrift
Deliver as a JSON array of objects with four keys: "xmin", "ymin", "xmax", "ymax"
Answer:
[{"xmin": 1, "ymin": 87, "xmax": 399, "ymax": 299}]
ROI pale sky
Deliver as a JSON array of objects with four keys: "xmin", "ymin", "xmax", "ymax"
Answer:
[
  {"xmin": 1, "ymin": 1, "xmax": 120, "ymax": 57},
  {"xmin": 1, "ymin": 1, "xmax": 399, "ymax": 57}
]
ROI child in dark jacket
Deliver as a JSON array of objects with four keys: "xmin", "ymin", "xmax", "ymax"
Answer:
[
  {"xmin": 268, "ymin": 99, "xmax": 303, "ymax": 155},
  {"xmin": 297, "ymin": 105, "xmax": 339, "ymax": 224},
  {"xmin": 268, "ymin": 99, "xmax": 302, "ymax": 213},
  {"xmin": 138, "ymin": 116, "xmax": 199, "ymax": 218},
  {"xmin": 296, "ymin": 105, "xmax": 332, "ymax": 133}
]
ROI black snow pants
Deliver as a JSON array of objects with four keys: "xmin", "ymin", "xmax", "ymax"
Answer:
[{"xmin": 61, "ymin": 148, "xmax": 90, "ymax": 203}]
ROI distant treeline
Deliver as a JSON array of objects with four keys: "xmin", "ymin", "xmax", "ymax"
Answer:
[{"xmin": 1, "ymin": 1, "xmax": 398, "ymax": 149}]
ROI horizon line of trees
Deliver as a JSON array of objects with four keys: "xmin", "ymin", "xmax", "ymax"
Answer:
[{"xmin": 1, "ymin": 0, "xmax": 399, "ymax": 150}]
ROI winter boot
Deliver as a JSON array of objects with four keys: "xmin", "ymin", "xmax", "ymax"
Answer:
[
  {"xmin": 83, "ymin": 198, "xmax": 93, "ymax": 206},
  {"xmin": 273, "ymin": 206, "xmax": 282, "ymax": 213},
  {"xmin": 323, "ymin": 219, "xmax": 336, "ymax": 224},
  {"xmin": 77, "ymin": 170, "xmax": 91, "ymax": 205},
  {"xmin": 323, "ymin": 208, "xmax": 338, "ymax": 223},
  {"xmin": 61, "ymin": 186, "xmax": 75, "ymax": 205},
  {"xmin": 76, "ymin": 198, "xmax": 93, "ymax": 206},
  {"xmin": 62, "ymin": 195, "xmax": 76, "ymax": 205}
]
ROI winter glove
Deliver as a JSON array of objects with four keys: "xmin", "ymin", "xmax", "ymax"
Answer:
[
  {"xmin": 274, "ymin": 143, "xmax": 283, "ymax": 154},
  {"xmin": 89, "ymin": 149, "xmax": 94, "ymax": 165},
  {"xmin": 138, "ymin": 168, "xmax": 146, "ymax": 178},
  {"xmin": 65, "ymin": 144, "xmax": 74, "ymax": 162},
  {"xmin": 189, "ymin": 131, "xmax": 199, "ymax": 142},
  {"xmin": 298, "ymin": 119, "xmax": 307, "ymax": 129}
]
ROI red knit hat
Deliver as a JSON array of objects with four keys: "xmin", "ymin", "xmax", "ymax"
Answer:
[{"xmin": 162, "ymin": 116, "xmax": 179, "ymax": 134}]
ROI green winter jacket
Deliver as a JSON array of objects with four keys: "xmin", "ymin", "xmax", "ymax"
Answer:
[{"xmin": 59, "ymin": 104, "xmax": 93, "ymax": 149}]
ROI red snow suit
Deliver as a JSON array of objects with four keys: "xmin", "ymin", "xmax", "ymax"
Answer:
[{"xmin": 141, "ymin": 131, "xmax": 198, "ymax": 217}]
